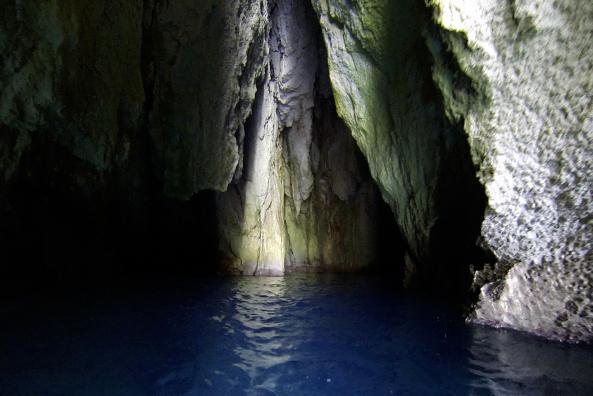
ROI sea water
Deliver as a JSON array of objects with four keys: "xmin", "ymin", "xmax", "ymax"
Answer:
[{"xmin": 1, "ymin": 275, "xmax": 592, "ymax": 395}]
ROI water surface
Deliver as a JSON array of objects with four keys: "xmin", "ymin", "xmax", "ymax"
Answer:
[{"xmin": 1, "ymin": 275, "xmax": 592, "ymax": 395}]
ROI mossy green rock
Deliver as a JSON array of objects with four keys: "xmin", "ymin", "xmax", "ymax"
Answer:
[{"xmin": 311, "ymin": 0, "xmax": 484, "ymax": 288}]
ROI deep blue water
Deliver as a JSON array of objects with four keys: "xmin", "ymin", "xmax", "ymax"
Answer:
[{"xmin": 1, "ymin": 275, "xmax": 593, "ymax": 395}]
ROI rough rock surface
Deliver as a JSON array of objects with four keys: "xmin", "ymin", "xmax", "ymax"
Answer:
[
  {"xmin": 1, "ymin": 0, "xmax": 382, "ymax": 278},
  {"xmin": 4, "ymin": 0, "xmax": 591, "ymax": 343},
  {"xmin": 1, "ymin": 0, "xmax": 144, "ymax": 183},
  {"xmin": 217, "ymin": 0, "xmax": 382, "ymax": 275},
  {"xmin": 216, "ymin": 65, "xmax": 287, "ymax": 276},
  {"xmin": 283, "ymin": 52, "xmax": 379, "ymax": 274},
  {"xmin": 143, "ymin": 0, "xmax": 269, "ymax": 197},
  {"xmin": 0, "ymin": 1, "xmax": 269, "ymax": 281},
  {"xmin": 311, "ymin": 0, "xmax": 486, "ymax": 289},
  {"xmin": 430, "ymin": 0, "xmax": 593, "ymax": 341},
  {"xmin": 0, "ymin": 0, "xmax": 268, "ymax": 197}
]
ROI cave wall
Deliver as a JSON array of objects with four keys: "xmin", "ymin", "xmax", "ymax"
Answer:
[
  {"xmin": 311, "ymin": 0, "xmax": 592, "ymax": 341},
  {"xmin": 310, "ymin": 0, "xmax": 487, "ymax": 291},
  {"xmin": 0, "ymin": 0, "xmax": 268, "ymax": 197},
  {"xmin": 0, "ymin": 0, "xmax": 387, "ymax": 281},
  {"xmin": 0, "ymin": 0, "xmax": 144, "ymax": 184},
  {"xmin": 283, "ymin": 69, "xmax": 380, "ymax": 274},
  {"xmin": 430, "ymin": 0, "xmax": 593, "ymax": 342},
  {"xmin": 2, "ymin": 0, "xmax": 592, "ymax": 342},
  {"xmin": 0, "ymin": 1, "xmax": 148, "ymax": 287},
  {"xmin": 0, "ymin": 1, "xmax": 269, "ymax": 284},
  {"xmin": 142, "ymin": 0, "xmax": 269, "ymax": 197},
  {"xmin": 216, "ymin": 0, "xmax": 384, "ymax": 275}
]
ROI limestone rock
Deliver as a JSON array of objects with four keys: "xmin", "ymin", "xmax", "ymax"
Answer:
[
  {"xmin": 311, "ymin": 0, "xmax": 486, "ymax": 289},
  {"xmin": 430, "ymin": 0, "xmax": 593, "ymax": 341},
  {"xmin": 216, "ymin": 66, "xmax": 287, "ymax": 276},
  {"xmin": 283, "ymin": 78, "xmax": 379, "ymax": 273},
  {"xmin": 217, "ymin": 0, "xmax": 382, "ymax": 275},
  {"xmin": 143, "ymin": 0, "xmax": 269, "ymax": 197}
]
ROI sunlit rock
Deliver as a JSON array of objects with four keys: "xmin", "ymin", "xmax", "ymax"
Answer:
[
  {"xmin": 217, "ymin": 0, "xmax": 382, "ymax": 275},
  {"xmin": 430, "ymin": 0, "xmax": 593, "ymax": 341},
  {"xmin": 217, "ymin": 68, "xmax": 287, "ymax": 276}
]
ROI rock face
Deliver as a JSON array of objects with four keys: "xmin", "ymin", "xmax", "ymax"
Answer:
[
  {"xmin": 2, "ymin": 0, "xmax": 592, "ymax": 342},
  {"xmin": 0, "ymin": 0, "xmax": 268, "ymax": 197},
  {"xmin": 0, "ymin": 0, "xmax": 385, "ymax": 279},
  {"xmin": 217, "ymin": 0, "xmax": 382, "ymax": 275},
  {"xmin": 216, "ymin": 66, "xmax": 288, "ymax": 276},
  {"xmin": 0, "ymin": 1, "xmax": 149, "ymax": 284},
  {"xmin": 0, "ymin": 0, "xmax": 144, "ymax": 184},
  {"xmin": 310, "ymin": 0, "xmax": 487, "ymax": 290},
  {"xmin": 283, "ymin": 71, "xmax": 379, "ymax": 274},
  {"xmin": 143, "ymin": 0, "xmax": 270, "ymax": 197},
  {"xmin": 0, "ymin": 1, "xmax": 270, "ymax": 281},
  {"xmin": 312, "ymin": 0, "xmax": 593, "ymax": 341},
  {"xmin": 430, "ymin": 0, "xmax": 593, "ymax": 342}
]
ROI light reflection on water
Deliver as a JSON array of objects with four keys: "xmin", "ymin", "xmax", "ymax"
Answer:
[
  {"xmin": 1, "ymin": 275, "xmax": 592, "ymax": 395},
  {"xmin": 230, "ymin": 277, "xmax": 292, "ymax": 390}
]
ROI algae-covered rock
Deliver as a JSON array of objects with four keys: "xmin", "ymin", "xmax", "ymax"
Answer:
[{"xmin": 311, "ymin": 0, "xmax": 486, "ymax": 289}]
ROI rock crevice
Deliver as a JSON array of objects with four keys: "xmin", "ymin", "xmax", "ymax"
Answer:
[{"xmin": 217, "ymin": 0, "xmax": 386, "ymax": 275}]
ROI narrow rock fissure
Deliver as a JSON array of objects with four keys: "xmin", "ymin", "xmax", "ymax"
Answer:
[{"xmin": 216, "ymin": 0, "xmax": 406, "ymax": 277}]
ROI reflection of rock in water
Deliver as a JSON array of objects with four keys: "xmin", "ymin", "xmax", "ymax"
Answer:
[
  {"xmin": 230, "ymin": 277, "xmax": 292, "ymax": 386},
  {"xmin": 468, "ymin": 326, "xmax": 593, "ymax": 395}
]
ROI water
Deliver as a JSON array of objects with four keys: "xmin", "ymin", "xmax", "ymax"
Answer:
[{"xmin": 1, "ymin": 275, "xmax": 593, "ymax": 395}]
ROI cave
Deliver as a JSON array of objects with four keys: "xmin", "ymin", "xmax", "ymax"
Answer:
[{"xmin": 1, "ymin": 0, "xmax": 592, "ymax": 394}]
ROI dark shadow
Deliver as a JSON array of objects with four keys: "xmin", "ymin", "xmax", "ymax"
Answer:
[
  {"xmin": 309, "ymin": 11, "xmax": 406, "ymax": 281},
  {"xmin": 358, "ymin": 0, "xmax": 494, "ymax": 300},
  {"xmin": 0, "ymin": 131, "xmax": 220, "ymax": 298}
]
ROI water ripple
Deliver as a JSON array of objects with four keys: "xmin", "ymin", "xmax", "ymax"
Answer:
[{"xmin": 1, "ymin": 275, "xmax": 593, "ymax": 395}]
